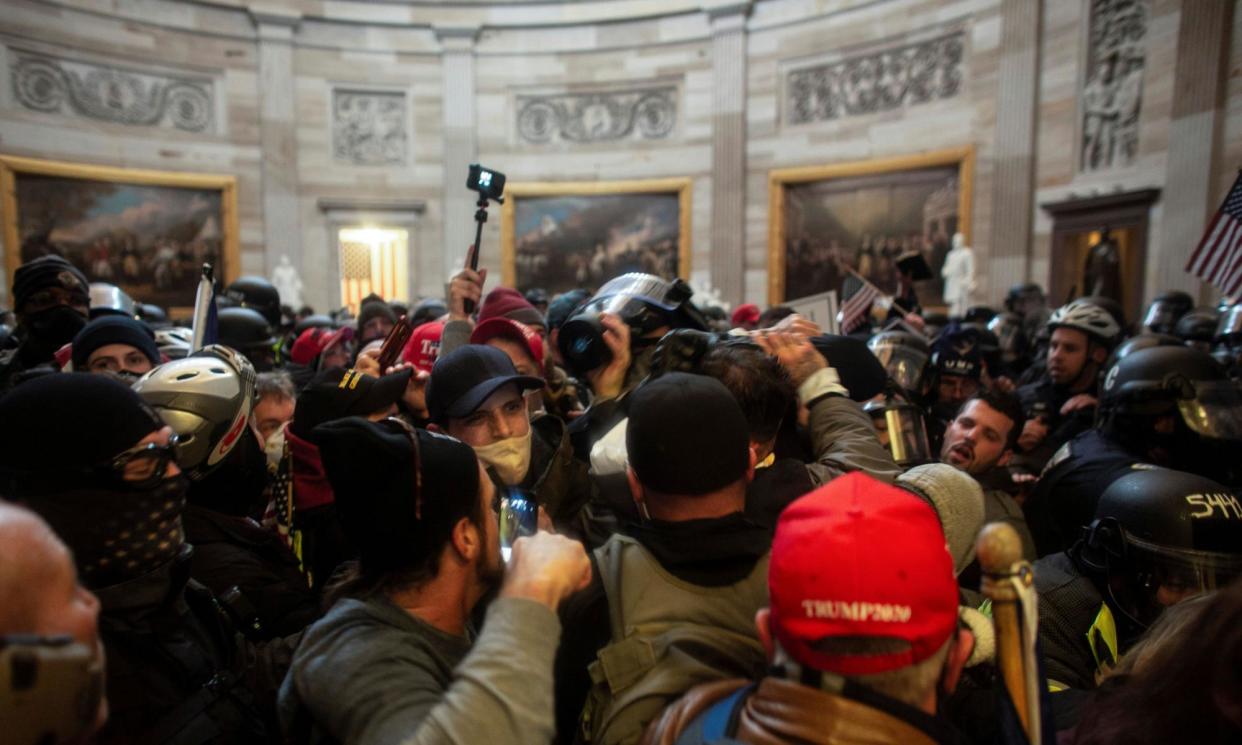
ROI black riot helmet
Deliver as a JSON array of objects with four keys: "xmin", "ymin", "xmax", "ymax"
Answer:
[
  {"xmin": 218, "ymin": 307, "xmax": 277, "ymax": 372},
  {"xmin": 987, "ymin": 311, "xmax": 1028, "ymax": 365},
  {"xmin": 1099, "ymin": 346, "xmax": 1242, "ymax": 482},
  {"xmin": 558, "ymin": 273, "xmax": 706, "ymax": 375},
  {"xmin": 294, "ymin": 314, "xmax": 335, "ymax": 336},
  {"xmin": 867, "ymin": 330, "xmax": 930, "ymax": 393},
  {"xmin": 1078, "ymin": 467, "xmax": 1242, "ymax": 630},
  {"xmin": 1174, "ymin": 307, "xmax": 1221, "ymax": 352},
  {"xmin": 224, "ymin": 276, "xmax": 282, "ymax": 328},
  {"xmin": 1141, "ymin": 291, "xmax": 1194, "ymax": 335}
]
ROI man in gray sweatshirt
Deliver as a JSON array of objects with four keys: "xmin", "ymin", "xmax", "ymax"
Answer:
[{"xmin": 278, "ymin": 415, "xmax": 591, "ymax": 745}]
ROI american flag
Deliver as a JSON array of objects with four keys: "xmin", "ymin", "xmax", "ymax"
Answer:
[
  {"xmin": 839, "ymin": 273, "xmax": 882, "ymax": 333},
  {"xmin": 1186, "ymin": 172, "xmax": 1242, "ymax": 299}
]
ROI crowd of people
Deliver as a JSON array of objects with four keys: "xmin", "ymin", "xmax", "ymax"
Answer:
[{"xmin": 1, "ymin": 250, "xmax": 1240, "ymax": 745}]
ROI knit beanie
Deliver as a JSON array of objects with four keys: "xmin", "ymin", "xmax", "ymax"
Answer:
[
  {"xmin": 12, "ymin": 255, "xmax": 89, "ymax": 312},
  {"xmin": 71, "ymin": 316, "xmax": 161, "ymax": 370},
  {"xmin": 896, "ymin": 463, "xmax": 985, "ymax": 576},
  {"xmin": 478, "ymin": 287, "xmax": 545, "ymax": 328}
]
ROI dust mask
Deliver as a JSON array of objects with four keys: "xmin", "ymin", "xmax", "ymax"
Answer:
[{"xmin": 474, "ymin": 429, "xmax": 533, "ymax": 486}]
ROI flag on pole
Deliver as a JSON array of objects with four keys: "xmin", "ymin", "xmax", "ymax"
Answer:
[
  {"xmin": 839, "ymin": 273, "xmax": 882, "ymax": 333},
  {"xmin": 190, "ymin": 263, "xmax": 219, "ymax": 352},
  {"xmin": 1186, "ymin": 172, "xmax": 1242, "ymax": 299}
]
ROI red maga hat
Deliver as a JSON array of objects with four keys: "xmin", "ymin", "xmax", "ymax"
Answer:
[{"xmin": 769, "ymin": 472, "xmax": 958, "ymax": 676}]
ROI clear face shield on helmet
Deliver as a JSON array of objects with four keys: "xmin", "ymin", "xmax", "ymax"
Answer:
[
  {"xmin": 1175, "ymin": 380, "xmax": 1242, "ymax": 441},
  {"xmin": 867, "ymin": 341, "xmax": 928, "ymax": 392},
  {"xmin": 864, "ymin": 393, "xmax": 932, "ymax": 467},
  {"xmin": 1142, "ymin": 300, "xmax": 1182, "ymax": 335},
  {"xmin": 1116, "ymin": 535, "xmax": 1242, "ymax": 627}
]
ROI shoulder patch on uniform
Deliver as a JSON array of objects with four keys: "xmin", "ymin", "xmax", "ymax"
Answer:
[{"xmin": 1042, "ymin": 441, "xmax": 1072, "ymax": 477}]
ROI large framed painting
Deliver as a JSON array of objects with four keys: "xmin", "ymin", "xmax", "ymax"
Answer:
[
  {"xmin": 500, "ymin": 177, "xmax": 692, "ymax": 295},
  {"xmin": 1, "ymin": 155, "xmax": 240, "ymax": 312},
  {"xmin": 768, "ymin": 148, "xmax": 974, "ymax": 308}
]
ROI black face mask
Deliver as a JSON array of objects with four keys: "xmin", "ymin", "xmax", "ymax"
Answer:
[
  {"xmin": 21, "ymin": 305, "xmax": 86, "ymax": 362},
  {"xmin": 188, "ymin": 430, "xmax": 270, "ymax": 518},
  {"xmin": 34, "ymin": 474, "xmax": 191, "ymax": 590}
]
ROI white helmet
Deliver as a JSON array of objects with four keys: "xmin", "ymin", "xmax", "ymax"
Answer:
[
  {"xmin": 154, "ymin": 327, "xmax": 193, "ymax": 360},
  {"xmin": 1048, "ymin": 300, "xmax": 1121, "ymax": 345},
  {"xmin": 133, "ymin": 345, "xmax": 256, "ymax": 480}
]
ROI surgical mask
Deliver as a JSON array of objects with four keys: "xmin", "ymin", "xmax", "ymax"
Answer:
[
  {"xmin": 474, "ymin": 429, "xmax": 533, "ymax": 486},
  {"xmin": 264, "ymin": 421, "xmax": 288, "ymax": 469}
]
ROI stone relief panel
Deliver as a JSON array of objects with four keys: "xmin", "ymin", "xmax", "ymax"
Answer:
[
  {"xmin": 784, "ymin": 32, "xmax": 964, "ymax": 125},
  {"xmin": 1080, "ymin": 0, "xmax": 1148, "ymax": 172},
  {"xmin": 515, "ymin": 87, "xmax": 677, "ymax": 145},
  {"xmin": 10, "ymin": 49, "xmax": 215, "ymax": 133},
  {"xmin": 332, "ymin": 89, "xmax": 408, "ymax": 166}
]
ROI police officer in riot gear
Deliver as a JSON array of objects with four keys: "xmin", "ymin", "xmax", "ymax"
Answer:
[
  {"xmin": 1026, "ymin": 345, "xmax": 1242, "ymax": 555},
  {"xmin": 218, "ymin": 307, "xmax": 279, "ymax": 372},
  {"xmin": 1036, "ymin": 468, "xmax": 1242, "ymax": 695}
]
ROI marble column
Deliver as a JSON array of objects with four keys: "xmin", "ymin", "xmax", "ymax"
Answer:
[
  {"xmin": 250, "ymin": 8, "xmax": 302, "ymax": 282},
  {"xmin": 1156, "ymin": 0, "xmax": 1232, "ymax": 301},
  {"xmin": 989, "ymin": 0, "xmax": 1041, "ymax": 303},
  {"xmin": 706, "ymin": 1, "xmax": 751, "ymax": 305},
  {"xmin": 436, "ymin": 25, "xmax": 480, "ymax": 291}
]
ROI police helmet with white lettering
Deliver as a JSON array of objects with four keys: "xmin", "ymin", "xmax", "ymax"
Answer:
[{"xmin": 1081, "ymin": 467, "xmax": 1242, "ymax": 628}]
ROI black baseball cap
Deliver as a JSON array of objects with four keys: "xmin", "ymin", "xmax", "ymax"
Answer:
[
  {"xmin": 426, "ymin": 344, "xmax": 543, "ymax": 424},
  {"xmin": 626, "ymin": 372, "xmax": 750, "ymax": 496},
  {"xmin": 290, "ymin": 366, "xmax": 412, "ymax": 439},
  {"xmin": 314, "ymin": 416, "xmax": 481, "ymax": 574}
]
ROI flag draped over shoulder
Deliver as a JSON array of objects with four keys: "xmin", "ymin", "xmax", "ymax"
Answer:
[{"xmin": 1186, "ymin": 172, "xmax": 1242, "ymax": 299}]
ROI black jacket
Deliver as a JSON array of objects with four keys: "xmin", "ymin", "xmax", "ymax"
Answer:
[
  {"xmin": 1024, "ymin": 429, "xmax": 1145, "ymax": 556},
  {"xmin": 92, "ymin": 548, "xmax": 276, "ymax": 744},
  {"xmin": 183, "ymin": 505, "xmax": 320, "ymax": 639},
  {"xmin": 552, "ymin": 512, "xmax": 771, "ymax": 744}
]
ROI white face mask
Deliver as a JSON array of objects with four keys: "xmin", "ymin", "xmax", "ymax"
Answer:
[
  {"xmin": 473, "ymin": 429, "xmax": 533, "ymax": 486},
  {"xmin": 264, "ymin": 421, "xmax": 288, "ymax": 469}
]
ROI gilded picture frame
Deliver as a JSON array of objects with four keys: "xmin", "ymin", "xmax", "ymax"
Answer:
[
  {"xmin": 1, "ymin": 154, "xmax": 241, "ymax": 312},
  {"xmin": 500, "ymin": 177, "xmax": 692, "ymax": 294},
  {"xmin": 767, "ymin": 147, "xmax": 975, "ymax": 306}
]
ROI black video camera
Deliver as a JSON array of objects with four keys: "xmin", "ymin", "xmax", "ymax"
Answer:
[{"xmin": 467, "ymin": 164, "xmax": 506, "ymax": 203}]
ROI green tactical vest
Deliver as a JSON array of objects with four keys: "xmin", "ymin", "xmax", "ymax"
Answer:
[{"xmin": 580, "ymin": 535, "xmax": 769, "ymax": 745}]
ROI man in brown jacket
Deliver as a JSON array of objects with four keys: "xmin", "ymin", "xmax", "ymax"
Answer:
[{"xmin": 641, "ymin": 473, "xmax": 975, "ymax": 745}]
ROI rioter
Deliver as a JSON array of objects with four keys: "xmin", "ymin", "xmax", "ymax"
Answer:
[
  {"xmin": 70, "ymin": 314, "xmax": 161, "ymax": 379},
  {"xmin": 641, "ymin": 472, "xmax": 974, "ymax": 745},
  {"xmin": 0, "ymin": 374, "xmax": 276, "ymax": 743},
  {"xmin": 135, "ymin": 347, "xmax": 319, "ymax": 639},
  {"xmin": 555, "ymin": 373, "xmax": 771, "ymax": 744},
  {"xmin": 0, "ymin": 255, "xmax": 91, "ymax": 391},
  {"xmin": 277, "ymin": 415, "xmax": 591, "ymax": 744},
  {"xmin": 938, "ymin": 391, "xmax": 1036, "ymax": 561},
  {"xmin": 279, "ymin": 366, "xmax": 415, "ymax": 590},
  {"xmin": 0, "ymin": 501, "xmax": 109, "ymax": 743},
  {"xmin": 696, "ymin": 332, "xmax": 901, "ymax": 528}
]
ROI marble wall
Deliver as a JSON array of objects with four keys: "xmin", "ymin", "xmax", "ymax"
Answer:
[{"xmin": 0, "ymin": 0, "xmax": 1237, "ymax": 313}]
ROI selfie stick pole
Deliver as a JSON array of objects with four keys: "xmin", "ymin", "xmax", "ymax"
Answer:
[
  {"xmin": 464, "ymin": 196, "xmax": 493, "ymax": 316},
  {"xmin": 978, "ymin": 522, "xmax": 1041, "ymax": 744}
]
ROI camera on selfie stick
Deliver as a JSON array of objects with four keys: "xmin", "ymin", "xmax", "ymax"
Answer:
[{"xmin": 464, "ymin": 164, "xmax": 507, "ymax": 315}]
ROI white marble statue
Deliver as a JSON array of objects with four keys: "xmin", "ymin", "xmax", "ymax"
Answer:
[
  {"xmin": 272, "ymin": 254, "xmax": 304, "ymax": 310},
  {"xmin": 941, "ymin": 232, "xmax": 976, "ymax": 318}
]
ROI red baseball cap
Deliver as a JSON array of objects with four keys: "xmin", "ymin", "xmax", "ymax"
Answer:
[
  {"xmin": 732, "ymin": 303, "xmax": 761, "ymax": 328},
  {"xmin": 402, "ymin": 320, "xmax": 444, "ymax": 373},
  {"xmin": 769, "ymin": 472, "xmax": 958, "ymax": 676},
  {"xmin": 291, "ymin": 326, "xmax": 354, "ymax": 366},
  {"xmin": 470, "ymin": 318, "xmax": 544, "ymax": 374}
]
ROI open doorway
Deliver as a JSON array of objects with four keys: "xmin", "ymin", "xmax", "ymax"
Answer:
[{"xmin": 337, "ymin": 226, "xmax": 409, "ymax": 315}]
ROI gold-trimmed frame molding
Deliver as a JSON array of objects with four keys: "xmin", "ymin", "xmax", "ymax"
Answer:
[
  {"xmin": 1, "ymin": 154, "xmax": 241, "ymax": 300},
  {"xmin": 499, "ymin": 177, "xmax": 693, "ymax": 289},
  {"xmin": 766, "ymin": 147, "xmax": 975, "ymax": 305}
]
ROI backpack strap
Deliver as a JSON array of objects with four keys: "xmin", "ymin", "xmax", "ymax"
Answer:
[{"xmin": 673, "ymin": 683, "xmax": 754, "ymax": 745}]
